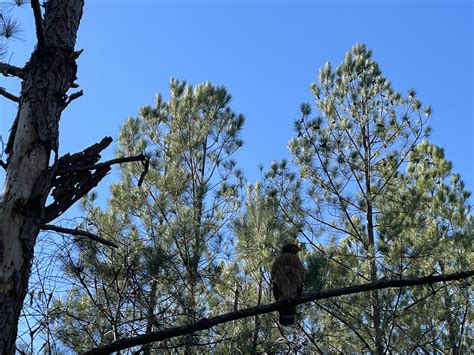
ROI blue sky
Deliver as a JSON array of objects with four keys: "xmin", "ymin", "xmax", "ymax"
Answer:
[{"xmin": 1, "ymin": 0, "xmax": 473, "ymax": 205}]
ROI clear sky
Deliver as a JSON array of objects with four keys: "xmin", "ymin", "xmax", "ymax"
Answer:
[{"xmin": 1, "ymin": 0, "xmax": 473, "ymax": 205}]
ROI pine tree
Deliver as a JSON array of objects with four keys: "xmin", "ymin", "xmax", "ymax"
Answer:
[
  {"xmin": 285, "ymin": 43, "xmax": 431, "ymax": 353},
  {"xmin": 377, "ymin": 141, "xmax": 472, "ymax": 352},
  {"xmin": 51, "ymin": 79, "xmax": 245, "ymax": 353},
  {"xmin": 216, "ymin": 182, "xmax": 302, "ymax": 353}
]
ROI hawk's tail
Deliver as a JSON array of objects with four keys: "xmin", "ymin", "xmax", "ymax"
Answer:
[{"xmin": 278, "ymin": 306, "xmax": 296, "ymax": 326}]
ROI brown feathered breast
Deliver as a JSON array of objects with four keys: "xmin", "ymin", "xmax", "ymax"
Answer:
[{"xmin": 271, "ymin": 253, "xmax": 305, "ymax": 301}]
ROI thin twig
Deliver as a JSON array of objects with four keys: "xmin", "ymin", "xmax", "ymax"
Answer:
[
  {"xmin": 41, "ymin": 224, "xmax": 118, "ymax": 248},
  {"xmin": 314, "ymin": 300, "xmax": 372, "ymax": 352},
  {"xmin": 81, "ymin": 270, "xmax": 474, "ymax": 355}
]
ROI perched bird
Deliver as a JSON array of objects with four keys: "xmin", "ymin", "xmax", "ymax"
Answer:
[{"xmin": 271, "ymin": 243, "xmax": 305, "ymax": 326}]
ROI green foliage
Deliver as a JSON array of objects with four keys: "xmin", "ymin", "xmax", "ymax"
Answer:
[
  {"xmin": 46, "ymin": 46, "xmax": 471, "ymax": 354},
  {"xmin": 270, "ymin": 43, "xmax": 471, "ymax": 352},
  {"xmin": 52, "ymin": 79, "xmax": 245, "ymax": 353}
]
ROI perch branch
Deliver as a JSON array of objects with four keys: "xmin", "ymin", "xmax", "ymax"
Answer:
[
  {"xmin": 41, "ymin": 224, "xmax": 118, "ymax": 248},
  {"xmin": 82, "ymin": 270, "xmax": 474, "ymax": 355}
]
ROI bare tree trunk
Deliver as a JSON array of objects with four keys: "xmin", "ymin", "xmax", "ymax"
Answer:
[{"xmin": 0, "ymin": 1, "xmax": 84, "ymax": 353}]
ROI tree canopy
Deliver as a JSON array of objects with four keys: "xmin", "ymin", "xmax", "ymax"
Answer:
[{"xmin": 0, "ymin": 2, "xmax": 471, "ymax": 354}]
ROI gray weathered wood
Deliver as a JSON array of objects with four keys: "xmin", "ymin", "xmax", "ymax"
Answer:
[{"xmin": 0, "ymin": 1, "xmax": 84, "ymax": 353}]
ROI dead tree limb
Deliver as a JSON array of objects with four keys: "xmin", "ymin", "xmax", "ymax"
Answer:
[
  {"xmin": 42, "ymin": 137, "xmax": 113, "ymax": 223},
  {"xmin": 57, "ymin": 154, "xmax": 146, "ymax": 174},
  {"xmin": 42, "ymin": 137, "xmax": 147, "ymax": 223},
  {"xmin": 137, "ymin": 157, "xmax": 149, "ymax": 187},
  {"xmin": 30, "ymin": 0, "xmax": 46, "ymax": 49},
  {"xmin": 0, "ymin": 2, "xmax": 85, "ymax": 352},
  {"xmin": 41, "ymin": 224, "xmax": 118, "ymax": 248},
  {"xmin": 82, "ymin": 270, "xmax": 474, "ymax": 355},
  {"xmin": 0, "ymin": 88, "xmax": 19, "ymax": 102},
  {"xmin": 0, "ymin": 63, "xmax": 24, "ymax": 78},
  {"xmin": 63, "ymin": 90, "xmax": 83, "ymax": 109}
]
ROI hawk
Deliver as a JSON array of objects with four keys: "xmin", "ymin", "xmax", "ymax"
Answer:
[{"xmin": 271, "ymin": 243, "xmax": 305, "ymax": 326}]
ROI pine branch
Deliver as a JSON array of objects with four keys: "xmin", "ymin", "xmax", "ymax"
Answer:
[
  {"xmin": 0, "ymin": 87, "xmax": 19, "ymax": 102},
  {"xmin": 0, "ymin": 63, "xmax": 24, "ymax": 78},
  {"xmin": 41, "ymin": 224, "xmax": 118, "ymax": 248},
  {"xmin": 30, "ymin": 0, "xmax": 46, "ymax": 48},
  {"xmin": 82, "ymin": 270, "xmax": 474, "ymax": 355}
]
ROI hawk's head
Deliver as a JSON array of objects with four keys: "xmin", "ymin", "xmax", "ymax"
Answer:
[{"xmin": 281, "ymin": 243, "xmax": 301, "ymax": 254}]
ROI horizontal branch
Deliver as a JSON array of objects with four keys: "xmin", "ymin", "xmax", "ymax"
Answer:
[
  {"xmin": 41, "ymin": 224, "xmax": 118, "ymax": 248},
  {"xmin": 0, "ymin": 63, "xmax": 24, "ymax": 78},
  {"xmin": 82, "ymin": 270, "xmax": 474, "ymax": 355},
  {"xmin": 0, "ymin": 87, "xmax": 19, "ymax": 102},
  {"xmin": 57, "ymin": 154, "xmax": 146, "ymax": 174}
]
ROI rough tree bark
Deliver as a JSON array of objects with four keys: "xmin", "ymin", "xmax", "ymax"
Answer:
[
  {"xmin": 0, "ymin": 2, "xmax": 145, "ymax": 353},
  {"xmin": 0, "ymin": 2, "xmax": 84, "ymax": 353}
]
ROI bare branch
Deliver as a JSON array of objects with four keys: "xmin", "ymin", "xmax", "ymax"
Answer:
[
  {"xmin": 0, "ymin": 63, "xmax": 24, "ymax": 78},
  {"xmin": 0, "ymin": 160, "xmax": 7, "ymax": 170},
  {"xmin": 43, "ymin": 137, "xmax": 114, "ymax": 223},
  {"xmin": 0, "ymin": 87, "xmax": 19, "ymax": 102},
  {"xmin": 137, "ymin": 157, "xmax": 149, "ymax": 187},
  {"xmin": 68, "ymin": 49, "xmax": 84, "ymax": 61},
  {"xmin": 57, "ymin": 154, "xmax": 146, "ymax": 174},
  {"xmin": 82, "ymin": 270, "xmax": 474, "ymax": 355},
  {"xmin": 30, "ymin": 0, "xmax": 45, "ymax": 48},
  {"xmin": 63, "ymin": 90, "xmax": 83, "ymax": 109},
  {"xmin": 43, "ymin": 138, "xmax": 147, "ymax": 223},
  {"xmin": 41, "ymin": 224, "xmax": 118, "ymax": 248}
]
